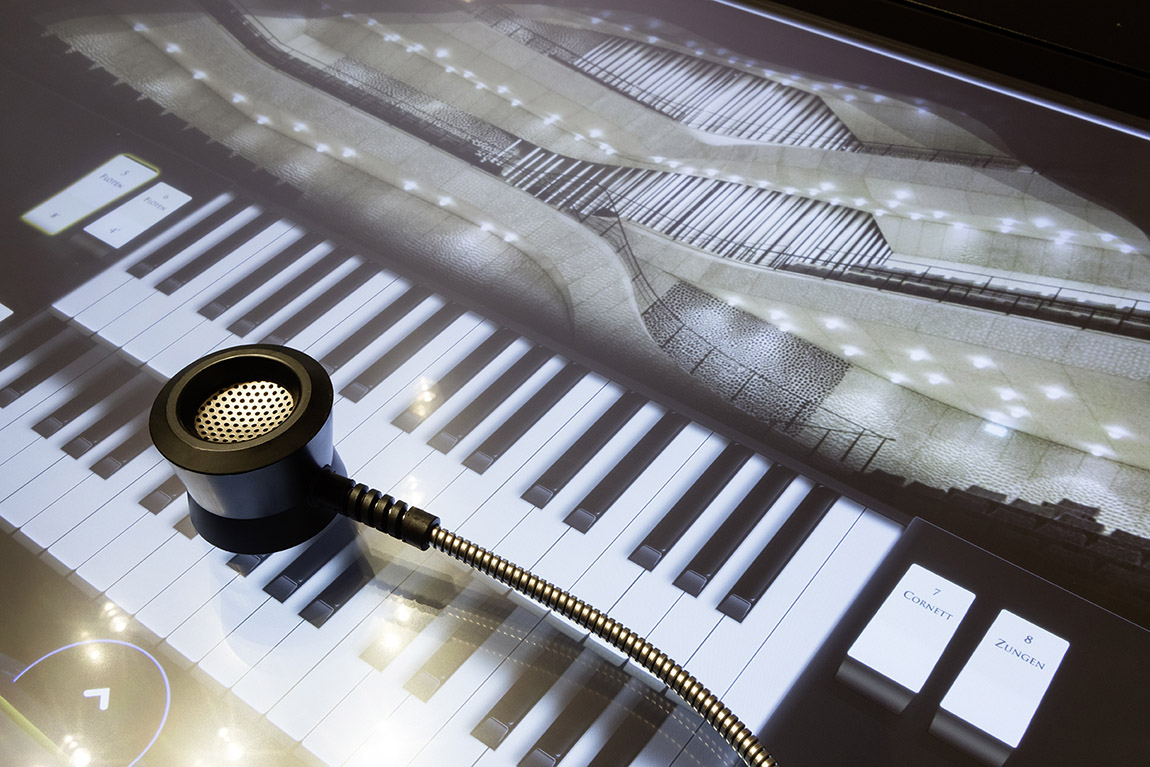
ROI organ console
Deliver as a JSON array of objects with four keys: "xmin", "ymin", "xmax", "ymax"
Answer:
[{"xmin": 1, "ymin": 1, "xmax": 1147, "ymax": 766}]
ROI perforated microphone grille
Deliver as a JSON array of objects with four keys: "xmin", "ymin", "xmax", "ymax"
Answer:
[{"xmin": 193, "ymin": 380, "xmax": 295, "ymax": 443}]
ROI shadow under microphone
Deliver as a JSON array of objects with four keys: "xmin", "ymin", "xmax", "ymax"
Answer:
[{"xmin": 148, "ymin": 343, "xmax": 776, "ymax": 767}]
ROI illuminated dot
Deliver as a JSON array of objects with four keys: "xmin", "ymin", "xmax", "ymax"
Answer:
[
  {"xmin": 192, "ymin": 69, "xmax": 206, "ymax": 80},
  {"xmin": 1007, "ymin": 405, "xmax": 1029, "ymax": 419},
  {"xmin": 889, "ymin": 372, "xmax": 909, "ymax": 384},
  {"xmin": 894, "ymin": 189, "xmax": 912, "ymax": 200},
  {"xmin": 588, "ymin": 129, "xmax": 603, "ymax": 139},
  {"xmin": 1032, "ymin": 217, "xmax": 1054, "ymax": 229},
  {"xmin": 1086, "ymin": 444, "xmax": 1114, "ymax": 458},
  {"xmin": 435, "ymin": 48, "xmax": 449, "ymax": 58},
  {"xmin": 819, "ymin": 181, "xmax": 836, "ymax": 191},
  {"xmin": 255, "ymin": 115, "xmax": 270, "ymax": 125},
  {"xmin": 932, "ymin": 210, "xmax": 946, "ymax": 219},
  {"xmin": 908, "ymin": 349, "xmax": 929, "ymax": 362},
  {"xmin": 998, "ymin": 388, "xmax": 1020, "ymax": 401},
  {"xmin": 823, "ymin": 317, "xmax": 844, "ymax": 330},
  {"xmin": 292, "ymin": 122, "xmax": 307, "ymax": 132},
  {"xmin": 165, "ymin": 43, "xmax": 180, "ymax": 53},
  {"xmin": 842, "ymin": 345, "xmax": 861, "ymax": 357},
  {"xmin": 1099, "ymin": 233, "xmax": 1116, "ymax": 242},
  {"xmin": 768, "ymin": 309, "xmax": 787, "ymax": 321},
  {"xmin": 497, "ymin": 85, "xmax": 509, "ymax": 94},
  {"xmin": 926, "ymin": 373, "xmax": 947, "ymax": 385},
  {"xmin": 970, "ymin": 355, "xmax": 994, "ymax": 369},
  {"xmin": 402, "ymin": 180, "xmax": 418, "ymax": 191},
  {"xmin": 437, "ymin": 196, "xmax": 453, "ymax": 206},
  {"xmin": 503, "ymin": 232, "xmax": 518, "ymax": 243},
  {"xmin": 133, "ymin": 22, "xmax": 148, "ymax": 31},
  {"xmin": 479, "ymin": 222, "xmax": 495, "ymax": 232},
  {"xmin": 315, "ymin": 143, "xmax": 330, "ymax": 153},
  {"xmin": 1105, "ymin": 425, "xmax": 1131, "ymax": 440},
  {"xmin": 341, "ymin": 147, "xmax": 356, "ymax": 158},
  {"xmin": 1041, "ymin": 385, "xmax": 1068, "ymax": 400},
  {"xmin": 510, "ymin": 99, "xmax": 523, "ymax": 107},
  {"xmin": 983, "ymin": 422, "xmax": 1010, "ymax": 438}
]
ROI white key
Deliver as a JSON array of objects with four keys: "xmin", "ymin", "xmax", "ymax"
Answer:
[
  {"xmin": 53, "ymin": 192, "xmax": 236, "ymax": 317},
  {"xmin": 49, "ymin": 461, "xmax": 175, "ymax": 570},
  {"xmin": 116, "ymin": 219, "xmax": 301, "ymax": 358},
  {"xmin": 723, "ymin": 507, "xmax": 901, "ymax": 726},
  {"xmin": 292, "ymin": 272, "xmax": 406, "ymax": 356},
  {"xmin": 74, "ymin": 205, "xmax": 262, "ymax": 333},
  {"xmin": 335, "ymin": 317, "xmax": 495, "ymax": 472},
  {"xmin": 684, "ymin": 497, "xmax": 863, "ymax": 697},
  {"xmin": 134, "ymin": 548, "xmax": 239, "ymax": 638},
  {"xmin": 572, "ymin": 434, "xmax": 742, "ymax": 612},
  {"xmin": 199, "ymin": 597, "xmax": 303, "ymax": 689},
  {"xmin": 387, "ymin": 354, "xmax": 570, "ymax": 510},
  {"xmin": 354, "ymin": 338, "xmax": 534, "ymax": 494},
  {"xmin": 0, "ymin": 344, "xmax": 108, "ymax": 432},
  {"xmin": 494, "ymin": 402, "xmax": 665, "ymax": 570},
  {"xmin": 105, "ymin": 532, "xmax": 213, "ymax": 614},
  {"xmin": 229, "ymin": 540, "xmax": 397, "ymax": 713},
  {"xmin": 21, "ymin": 455, "xmax": 160, "ymax": 549},
  {"xmin": 427, "ymin": 373, "xmax": 609, "ymax": 534},
  {"xmin": 542, "ymin": 422, "xmax": 712, "ymax": 592},
  {"xmin": 79, "ymin": 521, "xmax": 179, "ymax": 594}
]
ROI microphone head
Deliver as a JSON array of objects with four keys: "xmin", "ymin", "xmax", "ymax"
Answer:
[{"xmin": 149, "ymin": 345, "xmax": 344, "ymax": 553}]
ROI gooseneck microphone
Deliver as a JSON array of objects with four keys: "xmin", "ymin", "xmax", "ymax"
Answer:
[{"xmin": 150, "ymin": 345, "xmax": 776, "ymax": 767}]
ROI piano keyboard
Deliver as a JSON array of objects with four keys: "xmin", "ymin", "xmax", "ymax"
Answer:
[
  {"xmin": 0, "ymin": 185, "xmax": 903, "ymax": 766},
  {"xmin": 502, "ymin": 147, "xmax": 893, "ymax": 270}
]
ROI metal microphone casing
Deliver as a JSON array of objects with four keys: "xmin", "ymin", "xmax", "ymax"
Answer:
[{"xmin": 149, "ymin": 345, "xmax": 343, "ymax": 553}]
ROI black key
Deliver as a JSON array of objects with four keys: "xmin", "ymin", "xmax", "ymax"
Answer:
[
  {"xmin": 392, "ymin": 328, "xmax": 517, "ymax": 432},
  {"xmin": 519, "ymin": 657, "xmax": 629, "ymax": 767},
  {"xmin": 319, "ymin": 285, "xmax": 431, "ymax": 373},
  {"xmin": 427, "ymin": 345, "xmax": 552, "ymax": 453},
  {"xmin": 227, "ymin": 552, "xmax": 272, "ymax": 576},
  {"xmin": 340, "ymin": 303, "xmax": 465, "ymax": 402},
  {"xmin": 227, "ymin": 247, "xmax": 349, "ymax": 336},
  {"xmin": 300, "ymin": 550, "xmax": 377, "ymax": 628},
  {"xmin": 564, "ymin": 411, "xmax": 689, "ymax": 533},
  {"xmin": 472, "ymin": 625, "xmax": 583, "ymax": 748},
  {"xmin": 33, "ymin": 357, "xmax": 137, "ymax": 437},
  {"xmin": 0, "ymin": 332, "xmax": 92, "ymax": 408},
  {"xmin": 359, "ymin": 571, "xmax": 467, "ymax": 669},
  {"xmin": 628, "ymin": 442, "xmax": 752, "ymax": 571},
  {"xmin": 173, "ymin": 514, "xmax": 198, "ymax": 539},
  {"xmin": 264, "ymin": 518, "xmax": 357, "ymax": 601},
  {"xmin": 586, "ymin": 686, "xmax": 676, "ymax": 767},
  {"xmin": 717, "ymin": 485, "xmax": 840, "ymax": 622},
  {"xmin": 128, "ymin": 198, "xmax": 248, "ymax": 277},
  {"xmin": 92, "ymin": 421, "xmax": 152, "ymax": 478},
  {"xmin": 261, "ymin": 261, "xmax": 376, "ymax": 345},
  {"xmin": 62, "ymin": 376, "xmax": 158, "ymax": 458},
  {"xmin": 156, "ymin": 210, "xmax": 280, "ymax": 294},
  {"xmin": 521, "ymin": 391, "xmax": 645, "ymax": 508},
  {"xmin": 0, "ymin": 314, "xmax": 65, "ymax": 373},
  {"xmin": 463, "ymin": 362, "xmax": 586, "ymax": 474},
  {"xmin": 198, "ymin": 231, "xmax": 325, "ymax": 319},
  {"xmin": 139, "ymin": 474, "xmax": 184, "ymax": 514},
  {"xmin": 673, "ymin": 463, "xmax": 798, "ymax": 596},
  {"xmin": 404, "ymin": 592, "xmax": 516, "ymax": 701}
]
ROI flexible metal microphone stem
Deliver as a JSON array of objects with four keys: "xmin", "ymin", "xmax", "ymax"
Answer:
[
  {"xmin": 312, "ymin": 471, "xmax": 776, "ymax": 767},
  {"xmin": 149, "ymin": 345, "xmax": 777, "ymax": 766}
]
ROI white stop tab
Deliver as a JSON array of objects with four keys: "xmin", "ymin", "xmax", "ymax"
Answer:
[
  {"xmin": 937, "ymin": 609, "xmax": 1068, "ymax": 749},
  {"xmin": 845, "ymin": 563, "xmax": 975, "ymax": 701}
]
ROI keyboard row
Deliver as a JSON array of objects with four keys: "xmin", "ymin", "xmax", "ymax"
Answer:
[{"xmin": 0, "ymin": 184, "xmax": 902, "ymax": 765}]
